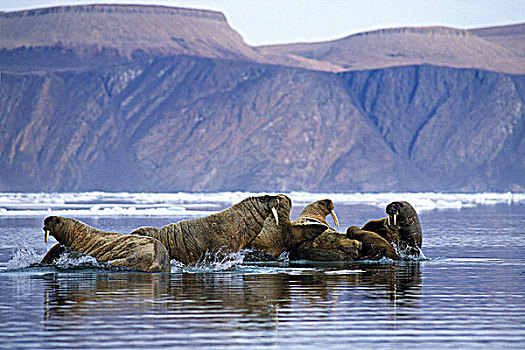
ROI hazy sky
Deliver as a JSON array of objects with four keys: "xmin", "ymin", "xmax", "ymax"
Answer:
[{"xmin": 1, "ymin": 0, "xmax": 524, "ymax": 46}]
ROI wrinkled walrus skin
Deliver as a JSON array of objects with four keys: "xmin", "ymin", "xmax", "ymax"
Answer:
[
  {"xmin": 132, "ymin": 195, "xmax": 287, "ymax": 265},
  {"xmin": 247, "ymin": 195, "xmax": 293, "ymax": 260},
  {"xmin": 247, "ymin": 196, "xmax": 334, "ymax": 260},
  {"xmin": 361, "ymin": 201, "xmax": 422, "ymax": 257},
  {"xmin": 288, "ymin": 199, "xmax": 362, "ymax": 261},
  {"xmin": 41, "ymin": 216, "xmax": 170, "ymax": 272},
  {"xmin": 346, "ymin": 226, "xmax": 400, "ymax": 261}
]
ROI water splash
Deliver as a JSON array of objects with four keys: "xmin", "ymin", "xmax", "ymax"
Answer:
[
  {"xmin": 53, "ymin": 250, "xmax": 103, "ymax": 270},
  {"xmin": 6, "ymin": 247, "xmax": 41, "ymax": 269},
  {"xmin": 180, "ymin": 249, "xmax": 248, "ymax": 273},
  {"xmin": 418, "ymin": 247, "xmax": 427, "ymax": 259},
  {"xmin": 391, "ymin": 242, "xmax": 428, "ymax": 261}
]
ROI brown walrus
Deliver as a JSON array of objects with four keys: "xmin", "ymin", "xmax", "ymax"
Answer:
[
  {"xmin": 246, "ymin": 195, "xmax": 293, "ymax": 259},
  {"xmin": 132, "ymin": 194, "xmax": 288, "ymax": 264},
  {"xmin": 41, "ymin": 216, "xmax": 170, "ymax": 272},
  {"xmin": 247, "ymin": 197, "xmax": 336, "ymax": 260},
  {"xmin": 288, "ymin": 199, "xmax": 362, "ymax": 261},
  {"xmin": 361, "ymin": 201, "xmax": 422, "ymax": 257},
  {"xmin": 346, "ymin": 226, "xmax": 400, "ymax": 260}
]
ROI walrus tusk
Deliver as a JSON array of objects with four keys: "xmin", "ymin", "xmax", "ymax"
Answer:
[
  {"xmin": 387, "ymin": 215, "xmax": 391, "ymax": 226},
  {"xmin": 393, "ymin": 214, "xmax": 397, "ymax": 226},
  {"xmin": 44, "ymin": 229, "xmax": 49, "ymax": 243},
  {"xmin": 272, "ymin": 207, "xmax": 279, "ymax": 226},
  {"xmin": 331, "ymin": 210, "xmax": 340, "ymax": 229}
]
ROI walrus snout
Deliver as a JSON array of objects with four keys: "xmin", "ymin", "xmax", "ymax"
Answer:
[
  {"xmin": 386, "ymin": 202, "xmax": 401, "ymax": 215},
  {"xmin": 386, "ymin": 202, "xmax": 402, "ymax": 226},
  {"xmin": 321, "ymin": 199, "xmax": 340, "ymax": 229},
  {"xmin": 272, "ymin": 194, "xmax": 292, "ymax": 226}
]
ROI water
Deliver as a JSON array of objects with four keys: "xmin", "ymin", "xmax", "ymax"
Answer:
[{"xmin": 0, "ymin": 192, "xmax": 524, "ymax": 349}]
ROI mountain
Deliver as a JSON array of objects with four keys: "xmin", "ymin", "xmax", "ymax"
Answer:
[
  {"xmin": 1, "ymin": 5, "xmax": 265, "ymax": 59},
  {"xmin": 1, "ymin": 5, "xmax": 523, "ymax": 192},
  {"xmin": 258, "ymin": 26, "xmax": 525, "ymax": 74},
  {"xmin": 470, "ymin": 23, "xmax": 525, "ymax": 57}
]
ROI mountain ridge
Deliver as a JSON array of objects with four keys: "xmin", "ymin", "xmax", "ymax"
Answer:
[
  {"xmin": 258, "ymin": 25, "xmax": 525, "ymax": 74},
  {"xmin": 2, "ymin": 5, "xmax": 524, "ymax": 74}
]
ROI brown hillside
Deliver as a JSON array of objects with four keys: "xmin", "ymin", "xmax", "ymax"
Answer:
[
  {"xmin": 470, "ymin": 23, "xmax": 525, "ymax": 57},
  {"xmin": 258, "ymin": 26, "xmax": 525, "ymax": 74},
  {"xmin": 0, "ymin": 4, "xmax": 262, "ymax": 61}
]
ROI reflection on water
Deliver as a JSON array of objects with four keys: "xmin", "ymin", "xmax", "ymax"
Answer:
[
  {"xmin": 10, "ymin": 263, "xmax": 421, "ymax": 349},
  {"xmin": 40, "ymin": 263, "xmax": 421, "ymax": 321}
]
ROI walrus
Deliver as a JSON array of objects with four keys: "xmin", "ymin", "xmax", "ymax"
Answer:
[
  {"xmin": 246, "ymin": 195, "xmax": 293, "ymax": 260},
  {"xmin": 247, "ymin": 197, "xmax": 337, "ymax": 260},
  {"xmin": 133, "ymin": 194, "xmax": 287, "ymax": 264},
  {"xmin": 346, "ymin": 226, "xmax": 400, "ymax": 260},
  {"xmin": 41, "ymin": 216, "xmax": 170, "ymax": 272},
  {"xmin": 361, "ymin": 201, "xmax": 422, "ymax": 257},
  {"xmin": 288, "ymin": 199, "xmax": 362, "ymax": 261}
]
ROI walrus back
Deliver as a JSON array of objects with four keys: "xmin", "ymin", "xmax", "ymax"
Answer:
[
  {"xmin": 133, "ymin": 197, "xmax": 276, "ymax": 264},
  {"xmin": 131, "ymin": 225, "xmax": 190, "ymax": 263},
  {"xmin": 289, "ymin": 229, "xmax": 361, "ymax": 261}
]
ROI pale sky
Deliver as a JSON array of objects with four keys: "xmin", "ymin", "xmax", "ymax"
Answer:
[{"xmin": 1, "ymin": 0, "xmax": 524, "ymax": 46}]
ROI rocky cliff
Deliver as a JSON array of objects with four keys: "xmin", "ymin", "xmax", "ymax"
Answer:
[{"xmin": 1, "ymin": 5, "xmax": 523, "ymax": 192}]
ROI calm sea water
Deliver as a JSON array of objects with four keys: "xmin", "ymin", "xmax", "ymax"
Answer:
[{"xmin": 0, "ymin": 194, "xmax": 524, "ymax": 349}]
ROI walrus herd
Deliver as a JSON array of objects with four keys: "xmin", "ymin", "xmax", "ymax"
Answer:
[{"xmin": 41, "ymin": 195, "xmax": 423, "ymax": 272}]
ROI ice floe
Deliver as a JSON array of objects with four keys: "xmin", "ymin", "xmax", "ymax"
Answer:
[{"xmin": 0, "ymin": 191, "xmax": 522, "ymax": 217}]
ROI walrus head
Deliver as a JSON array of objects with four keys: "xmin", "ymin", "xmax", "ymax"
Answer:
[
  {"xmin": 252, "ymin": 194, "xmax": 290, "ymax": 226},
  {"xmin": 385, "ymin": 201, "xmax": 422, "ymax": 256},
  {"xmin": 297, "ymin": 199, "xmax": 340, "ymax": 229},
  {"xmin": 44, "ymin": 216, "xmax": 67, "ymax": 244},
  {"xmin": 275, "ymin": 194, "xmax": 292, "ymax": 219},
  {"xmin": 44, "ymin": 216, "xmax": 96, "ymax": 246}
]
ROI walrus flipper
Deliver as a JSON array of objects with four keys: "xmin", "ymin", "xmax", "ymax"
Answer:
[{"xmin": 40, "ymin": 243, "xmax": 66, "ymax": 264}]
